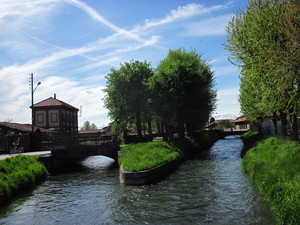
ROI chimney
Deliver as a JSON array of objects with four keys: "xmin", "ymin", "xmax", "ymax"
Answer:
[{"xmin": 54, "ymin": 93, "xmax": 56, "ymax": 99}]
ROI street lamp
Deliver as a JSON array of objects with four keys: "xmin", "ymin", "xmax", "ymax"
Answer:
[{"xmin": 31, "ymin": 73, "xmax": 41, "ymax": 150}]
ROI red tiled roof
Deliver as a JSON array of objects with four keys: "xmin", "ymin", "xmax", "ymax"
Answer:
[
  {"xmin": 231, "ymin": 116, "xmax": 247, "ymax": 123},
  {"xmin": 32, "ymin": 97, "xmax": 78, "ymax": 110},
  {"xmin": 0, "ymin": 122, "xmax": 53, "ymax": 133}
]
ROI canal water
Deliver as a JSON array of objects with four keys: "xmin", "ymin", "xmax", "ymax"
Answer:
[{"xmin": 0, "ymin": 137, "xmax": 275, "ymax": 225}]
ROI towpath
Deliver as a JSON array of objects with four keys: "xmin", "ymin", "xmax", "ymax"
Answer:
[{"xmin": 0, "ymin": 151, "xmax": 51, "ymax": 160}]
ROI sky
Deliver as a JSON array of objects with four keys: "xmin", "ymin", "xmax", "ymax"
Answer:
[{"xmin": 0, "ymin": 0, "xmax": 248, "ymax": 128}]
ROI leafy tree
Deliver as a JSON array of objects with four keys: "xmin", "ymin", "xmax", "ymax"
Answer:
[
  {"xmin": 216, "ymin": 120, "xmax": 234, "ymax": 130},
  {"xmin": 103, "ymin": 60, "xmax": 154, "ymax": 140},
  {"xmin": 225, "ymin": 0, "xmax": 299, "ymax": 140},
  {"xmin": 80, "ymin": 121, "xmax": 98, "ymax": 130},
  {"xmin": 151, "ymin": 48, "xmax": 216, "ymax": 138},
  {"xmin": 90, "ymin": 123, "xmax": 97, "ymax": 130}
]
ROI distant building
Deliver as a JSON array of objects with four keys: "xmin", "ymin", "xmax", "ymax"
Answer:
[
  {"xmin": 206, "ymin": 116, "xmax": 250, "ymax": 131},
  {"xmin": 231, "ymin": 116, "xmax": 250, "ymax": 131},
  {"xmin": 31, "ymin": 94, "xmax": 79, "ymax": 133}
]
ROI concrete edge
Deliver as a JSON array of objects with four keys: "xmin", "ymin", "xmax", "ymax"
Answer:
[{"xmin": 119, "ymin": 159, "xmax": 179, "ymax": 185}]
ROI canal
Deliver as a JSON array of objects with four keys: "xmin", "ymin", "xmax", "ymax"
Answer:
[{"xmin": 0, "ymin": 137, "xmax": 275, "ymax": 224}]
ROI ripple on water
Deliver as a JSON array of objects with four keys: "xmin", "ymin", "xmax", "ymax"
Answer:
[{"xmin": 0, "ymin": 141, "xmax": 275, "ymax": 225}]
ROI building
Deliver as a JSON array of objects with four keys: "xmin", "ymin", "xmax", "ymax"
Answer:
[
  {"xmin": 231, "ymin": 116, "xmax": 250, "ymax": 131},
  {"xmin": 31, "ymin": 94, "xmax": 79, "ymax": 133}
]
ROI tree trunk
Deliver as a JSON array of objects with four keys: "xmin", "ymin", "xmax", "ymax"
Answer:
[
  {"xmin": 143, "ymin": 123, "xmax": 146, "ymax": 136},
  {"xmin": 147, "ymin": 120, "xmax": 153, "ymax": 141},
  {"xmin": 280, "ymin": 111, "xmax": 287, "ymax": 137},
  {"xmin": 156, "ymin": 121, "xmax": 161, "ymax": 136},
  {"xmin": 177, "ymin": 119, "xmax": 185, "ymax": 138},
  {"xmin": 290, "ymin": 114, "xmax": 299, "ymax": 141},
  {"xmin": 186, "ymin": 121, "xmax": 192, "ymax": 137},
  {"xmin": 135, "ymin": 112, "xmax": 142, "ymax": 141},
  {"xmin": 272, "ymin": 112, "xmax": 278, "ymax": 135},
  {"xmin": 161, "ymin": 122, "xmax": 166, "ymax": 141}
]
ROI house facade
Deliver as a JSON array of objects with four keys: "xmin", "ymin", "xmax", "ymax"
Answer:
[
  {"xmin": 231, "ymin": 116, "xmax": 250, "ymax": 131},
  {"xmin": 31, "ymin": 94, "xmax": 79, "ymax": 133}
]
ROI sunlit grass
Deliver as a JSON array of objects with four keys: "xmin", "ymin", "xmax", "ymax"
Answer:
[
  {"xmin": 120, "ymin": 142, "xmax": 182, "ymax": 172},
  {"xmin": 0, "ymin": 155, "xmax": 48, "ymax": 205},
  {"xmin": 242, "ymin": 137, "xmax": 300, "ymax": 225}
]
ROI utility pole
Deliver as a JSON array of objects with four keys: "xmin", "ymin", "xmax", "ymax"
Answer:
[{"xmin": 30, "ymin": 73, "xmax": 41, "ymax": 151}]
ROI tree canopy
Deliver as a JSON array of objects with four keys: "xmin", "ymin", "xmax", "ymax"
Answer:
[
  {"xmin": 103, "ymin": 60, "xmax": 154, "ymax": 139},
  {"xmin": 225, "ymin": 0, "xmax": 299, "ymax": 140},
  {"xmin": 151, "ymin": 48, "xmax": 216, "ymax": 137},
  {"xmin": 80, "ymin": 121, "xmax": 97, "ymax": 130},
  {"xmin": 103, "ymin": 49, "xmax": 216, "ymax": 141}
]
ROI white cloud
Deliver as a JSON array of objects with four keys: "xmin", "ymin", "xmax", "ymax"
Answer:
[
  {"xmin": 0, "ymin": 0, "xmax": 240, "ymax": 127},
  {"xmin": 184, "ymin": 14, "xmax": 234, "ymax": 36},
  {"xmin": 133, "ymin": 2, "xmax": 232, "ymax": 32},
  {"xmin": 216, "ymin": 88, "xmax": 240, "ymax": 115}
]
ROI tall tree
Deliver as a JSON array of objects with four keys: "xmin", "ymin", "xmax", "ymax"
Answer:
[
  {"xmin": 225, "ymin": 0, "xmax": 299, "ymax": 140},
  {"xmin": 103, "ymin": 60, "xmax": 154, "ymax": 140},
  {"xmin": 152, "ymin": 48, "xmax": 216, "ymax": 138}
]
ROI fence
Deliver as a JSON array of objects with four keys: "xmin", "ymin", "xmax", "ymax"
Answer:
[{"xmin": 0, "ymin": 134, "xmax": 31, "ymax": 154}]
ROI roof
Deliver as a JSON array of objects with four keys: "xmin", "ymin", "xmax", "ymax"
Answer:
[
  {"xmin": 0, "ymin": 122, "xmax": 54, "ymax": 133},
  {"xmin": 231, "ymin": 116, "xmax": 247, "ymax": 123},
  {"xmin": 32, "ymin": 97, "xmax": 79, "ymax": 111}
]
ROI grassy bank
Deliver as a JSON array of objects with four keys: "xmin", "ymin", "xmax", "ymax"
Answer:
[
  {"xmin": 120, "ymin": 131, "xmax": 219, "ymax": 172},
  {"xmin": 242, "ymin": 137, "xmax": 300, "ymax": 225},
  {"xmin": 120, "ymin": 142, "xmax": 181, "ymax": 172},
  {"xmin": 0, "ymin": 155, "xmax": 48, "ymax": 205},
  {"xmin": 240, "ymin": 130, "xmax": 263, "ymax": 158}
]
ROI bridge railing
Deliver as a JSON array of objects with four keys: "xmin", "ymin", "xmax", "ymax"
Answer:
[{"xmin": 40, "ymin": 132, "xmax": 119, "ymax": 151}]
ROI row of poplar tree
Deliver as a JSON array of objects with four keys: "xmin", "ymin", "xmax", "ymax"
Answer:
[
  {"xmin": 225, "ymin": 0, "xmax": 299, "ymax": 140},
  {"xmin": 103, "ymin": 48, "xmax": 216, "ymax": 141}
]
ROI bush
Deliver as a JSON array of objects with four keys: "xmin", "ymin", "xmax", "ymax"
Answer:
[
  {"xmin": 0, "ymin": 155, "xmax": 48, "ymax": 205},
  {"xmin": 242, "ymin": 137, "xmax": 300, "ymax": 225}
]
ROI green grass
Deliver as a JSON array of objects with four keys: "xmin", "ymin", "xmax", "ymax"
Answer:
[
  {"xmin": 242, "ymin": 137, "xmax": 300, "ymax": 225},
  {"xmin": 240, "ymin": 130, "xmax": 259, "ymax": 140},
  {"xmin": 120, "ymin": 131, "xmax": 219, "ymax": 172},
  {"xmin": 120, "ymin": 142, "xmax": 182, "ymax": 172},
  {"xmin": 0, "ymin": 155, "xmax": 48, "ymax": 205}
]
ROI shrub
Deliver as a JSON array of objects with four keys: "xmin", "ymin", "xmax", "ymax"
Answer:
[{"xmin": 243, "ymin": 137, "xmax": 300, "ymax": 225}]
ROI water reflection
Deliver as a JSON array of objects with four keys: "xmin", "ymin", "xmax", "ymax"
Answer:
[{"xmin": 0, "ymin": 140, "xmax": 275, "ymax": 225}]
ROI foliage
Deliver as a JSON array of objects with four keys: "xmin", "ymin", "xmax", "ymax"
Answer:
[
  {"xmin": 243, "ymin": 137, "xmax": 300, "ymax": 225},
  {"xmin": 240, "ymin": 130, "xmax": 259, "ymax": 141},
  {"xmin": 0, "ymin": 155, "xmax": 48, "ymax": 205},
  {"xmin": 80, "ymin": 121, "xmax": 97, "ymax": 130},
  {"xmin": 150, "ymin": 48, "xmax": 216, "ymax": 137},
  {"xmin": 215, "ymin": 120, "xmax": 234, "ymax": 130},
  {"xmin": 120, "ymin": 131, "xmax": 219, "ymax": 172},
  {"xmin": 103, "ymin": 60, "xmax": 154, "ymax": 139},
  {"xmin": 120, "ymin": 142, "xmax": 181, "ymax": 172},
  {"xmin": 225, "ymin": 0, "xmax": 300, "ymax": 140}
]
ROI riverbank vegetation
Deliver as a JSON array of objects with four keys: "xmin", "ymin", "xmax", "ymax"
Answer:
[
  {"xmin": 104, "ymin": 48, "xmax": 216, "ymax": 142},
  {"xmin": 0, "ymin": 155, "xmax": 48, "ymax": 205},
  {"xmin": 225, "ymin": 0, "xmax": 300, "ymax": 140},
  {"xmin": 120, "ymin": 142, "xmax": 181, "ymax": 172},
  {"xmin": 242, "ymin": 137, "xmax": 300, "ymax": 225},
  {"xmin": 120, "ymin": 131, "xmax": 220, "ymax": 172}
]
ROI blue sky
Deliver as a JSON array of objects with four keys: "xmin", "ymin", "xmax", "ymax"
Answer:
[{"xmin": 0, "ymin": 0, "xmax": 248, "ymax": 128}]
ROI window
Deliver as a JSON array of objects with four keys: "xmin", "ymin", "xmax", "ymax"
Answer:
[
  {"xmin": 50, "ymin": 113, "xmax": 58, "ymax": 123},
  {"xmin": 37, "ymin": 113, "xmax": 44, "ymax": 124}
]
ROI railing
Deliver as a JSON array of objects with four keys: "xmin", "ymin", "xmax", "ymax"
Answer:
[
  {"xmin": 0, "ymin": 134, "xmax": 31, "ymax": 153},
  {"xmin": 40, "ymin": 132, "xmax": 119, "ymax": 151}
]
